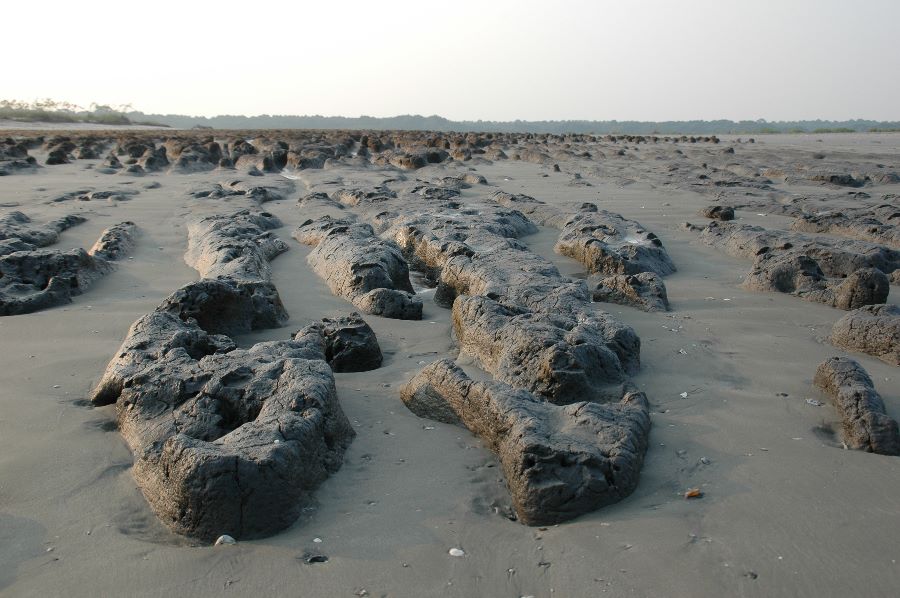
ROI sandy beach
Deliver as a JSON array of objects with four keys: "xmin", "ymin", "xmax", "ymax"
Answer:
[{"xmin": 1, "ymin": 130, "xmax": 898, "ymax": 598}]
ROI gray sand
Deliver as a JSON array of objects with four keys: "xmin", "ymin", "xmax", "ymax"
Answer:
[{"xmin": 1, "ymin": 132, "xmax": 898, "ymax": 597}]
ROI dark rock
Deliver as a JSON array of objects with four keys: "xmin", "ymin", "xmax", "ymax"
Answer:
[
  {"xmin": 389, "ymin": 153, "xmax": 427, "ymax": 170},
  {"xmin": 46, "ymin": 148, "xmax": 70, "ymax": 165},
  {"xmin": 0, "ymin": 139, "xmax": 36, "ymax": 174},
  {"xmin": 813, "ymin": 357, "xmax": 900, "ymax": 455},
  {"xmin": 79, "ymin": 190, "xmax": 139, "ymax": 203},
  {"xmin": 484, "ymin": 147, "xmax": 507, "ymax": 161},
  {"xmin": 408, "ymin": 184, "xmax": 460, "ymax": 202},
  {"xmin": 229, "ymin": 140, "xmax": 257, "ymax": 161},
  {"xmin": 293, "ymin": 216, "xmax": 422, "ymax": 320},
  {"xmin": 696, "ymin": 221, "xmax": 896, "ymax": 309},
  {"xmin": 0, "ymin": 157, "xmax": 39, "ymax": 175},
  {"xmin": 831, "ymin": 304, "xmax": 900, "ymax": 366},
  {"xmin": 158, "ymin": 278, "xmax": 288, "ymax": 336},
  {"xmin": 353, "ymin": 287, "xmax": 423, "ymax": 320},
  {"xmin": 791, "ymin": 205, "xmax": 900, "ymax": 249},
  {"xmin": 700, "ymin": 205, "xmax": 735, "ymax": 221},
  {"xmin": 400, "ymin": 359, "xmax": 650, "ymax": 525},
  {"xmin": 0, "ymin": 211, "xmax": 85, "ymax": 249},
  {"xmin": 90, "ymin": 312, "xmax": 354, "ymax": 540},
  {"xmin": 698, "ymin": 221, "xmax": 899, "ymax": 277},
  {"xmin": 828, "ymin": 267, "xmax": 890, "ymax": 310},
  {"xmin": 744, "ymin": 255, "xmax": 888, "ymax": 310},
  {"xmin": 381, "ymin": 200, "xmax": 640, "ymax": 373},
  {"xmin": 166, "ymin": 140, "xmax": 219, "ymax": 173},
  {"xmin": 490, "ymin": 191, "xmax": 585, "ymax": 228},
  {"xmin": 461, "ymin": 173, "xmax": 487, "ymax": 185},
  {"xmin": 0, "ymin": 248, "xmax": 112, "ymax": 315},
  {"xmin": 516, "ymin": 149, "xmax": 551, "ymax": 164},
  {"xmin": 452, "ymin": 295, "xmax": 629, "ymax": 402},
  {"xmin": 176, "ymin": 210, "xmax": 289, "ymax": 331},
  {"xmin": 810, "ymin": 173, "xmax": 867, "ymax": 188},
  {"xmin": 102, "ymin": 153, "xmax": 123, "ymax": 170},
  {"xmin": 591, "ymin": 272, "xmax": 670, "ymax": 312},
  {"xmin": 88, "ymin": 221, "xmax": 137, "ymax": 261},
  {"xmin": 332, "ymin": 186, "xmax": 396, "ymax": 207},
  {"xmin": 0, "ymin": 217, "xmax": 134, "ymax": 314},
  {"xmin": 74, "ymin": 145, "xmax": 101, "ymax": 160},
  {"xmin": 0, "ymin": 238, "xmax": 35, "ymax": 255},
  {"xmin": 319, "ymin": 313, "xmax": 383, "ymax": 372},
  {"xmin": 235, "ymin": 153, "xmax": 276, "ymax": 173},
  {"xmin": 191, "ymin": 180, "xmax": 290, "ymax": 204},
  {"xmin": 556, "ymin": 211, "xmax": 676, "ymax": 277},
  {"xmin": 138, "ymin": 146, "xmax": 169, "ymax": 172},
  {"xmin": 185, "ymin": 210, "xmax": 288, "ymax": 281},
  {"xmin": 117, "ymin": 140, "xmax": 151, "ymax": 158},
  {"xmin": 298, "ymin": 192, "xmax": 342, "ymax": 210}
]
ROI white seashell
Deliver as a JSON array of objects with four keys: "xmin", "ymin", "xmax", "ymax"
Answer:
[
  {"xmin": 448, "ymin": 548, "xmax": 465, "ymax": 557},
  {"xmin": 214, "ymin": 535, "xmax": 236, "ymax": 546}
]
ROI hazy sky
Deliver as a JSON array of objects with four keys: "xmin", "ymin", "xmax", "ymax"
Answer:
[{"xmin": 7, "ymin": 0, "xmax": 898, "ymax": 121}]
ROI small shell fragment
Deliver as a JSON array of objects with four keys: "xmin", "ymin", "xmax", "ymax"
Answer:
[
  {"xmin": 214, "ymin": 535, "xmax": 236, "ymax": 546},
  {"xmin": 448, "ymin": 548, "xmax": 465, "ymax": 557},
  {"xmin": 684, "ymin": 488, "xmax": 704, "ymax": 499}
]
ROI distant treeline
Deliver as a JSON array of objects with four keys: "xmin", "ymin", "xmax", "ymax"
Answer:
[
  {"xmin": 2, "ymin": 99, "xmax": 898, "ymax": 134},
  {"xmin": 126, "ymin": 112, "xmax": 900, "ymax": 134},
  {"xmin": 0, "ymin": 99, "xmax": 166, "ymax": 127}
]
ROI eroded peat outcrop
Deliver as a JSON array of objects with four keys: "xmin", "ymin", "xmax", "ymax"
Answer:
[
  {"xmin": 92, "ymin": 207, "xmax": 363, "ymax": 541},
  {"xmin": 830, "ymin": 304, "xmax": 900, "ymax": 366},
  {"xmin": 301, "ymin": 182, "xmax": 659, "ymax": 524},
  {"xmin": 0, "ymin": 213, "xmax": 136, "ymax": 315},
  {"xmin": 293, "ymin": 216, "xmax": 422, "ymax": 320},
  {"xmin": 92, "ymin": 313, "xmax": 354, "ymax": 541},
  {"xmin": 692, "ymin": 220, "xmax": 896, "ymax": 309},
  {"xmin": 158, "ymin": 209, "xmax": 290, "ymax": 336},
  {"xmin": 491, "ymin": 191, "xmax": 676, "ymax": 311},
  {"xmin": 401, "ymin": 359, "xmax": 650, "ymax": 525},
  {"xmin": 814, "ymin": 357, "xmax": 900, "ymax": 455}
]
